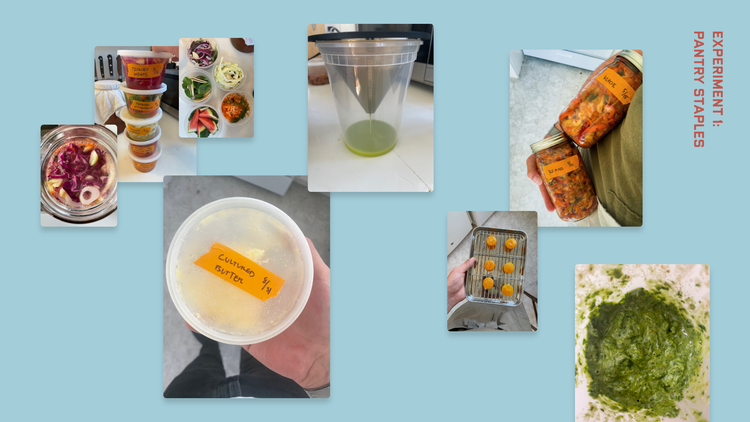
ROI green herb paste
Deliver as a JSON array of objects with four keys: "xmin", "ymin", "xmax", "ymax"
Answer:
[{"xmin": 585, "ymin": 288, "xmax": 702, "ymax": 418}]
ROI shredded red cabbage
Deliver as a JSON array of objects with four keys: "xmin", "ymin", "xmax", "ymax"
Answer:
[{"xmin": 46, "ymin": 141, "xmax": 110, "ymax": 204}]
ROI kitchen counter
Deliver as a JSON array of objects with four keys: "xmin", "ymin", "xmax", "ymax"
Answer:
[
  {"xmin": 117, "ymin": 112, "xmax": 196, "ymax": 182},
  {"xmin": 308, "ymin": 82, "xmax": 434, "ymax": 192}
]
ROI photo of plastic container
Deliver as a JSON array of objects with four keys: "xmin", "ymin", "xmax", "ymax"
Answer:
[
  {"xmin": 117, "ymin": 50, "xmax": 173, "ymax": 90},
  {"xmin": 180, "ymin": 68, "xmax": 213, "ymax": 104},
  {"xmin": 213, "ymin": 56, "xmax": 244, "ymax": 91},
  {"xmin": 530, "ymin": 133, "xmax": 597, "ymax": 222},
  {"xmin": 118, "ymin": 107, "xmax": 162, "ymax": 142},
  {"xmin": 186, "ymin": 38, "xmax": 219, "ymax": 69},
  {"xmin": 128, "ymin": 140, "xmax": 162, "ymax": 173},
  {"xmin": 220, "ymin": 92, "xmax": 252, "ymax": 126},
  {"xmin": 127, "ymin": 126, "xmax": 161, "ymax": 157},
  {"xmin": 40, "ymin": 125, "xmax": 118, "ymax": 224},
  {"xmin": 314, "ymin": 37, "xmax": 423, "ymax": 157},
  {"xmin": 120, "ymin": 83, "xmax": 167, "ymax": 119},
  {"xmin": 165, "ymin": 197, "xmax": 314, "ymax": 345}
]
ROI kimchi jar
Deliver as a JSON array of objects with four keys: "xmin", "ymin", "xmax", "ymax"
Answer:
[
  {"xmin": 559, "ymin": 50, "xmax": 643, "ymax": 148},
  {"xmin": 530, "ymin": 133, "xmax": 597, "ymax": 222}
]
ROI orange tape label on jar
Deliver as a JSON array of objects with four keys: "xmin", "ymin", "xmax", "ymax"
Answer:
[
  {"xmin": 194, "ymin": 242, "xmax": 285, "ymax": 301},
  {"xmin": 596, "ymin": 68, "xmax": 635, "ymax": 105},
  {"xmin": 543, "ymin": 156, "xmax": 580, "ymax": 181},
  {"xmin": 127, "ymin": 125, "xmax": 152, "ymax": 136},
  {"xmin": 131, "ymin": 144, "xmax": 154, "ymax": 155},
  {"xmin": 131, "ymin": 100, "xmax": 159, "ymax": 112},
  {"xmin": 127, "ymin": 63, "xmax": 164, "ymax": 78}
]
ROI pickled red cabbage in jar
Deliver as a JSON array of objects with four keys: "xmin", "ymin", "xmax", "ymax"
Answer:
[
  {"xmin": 559, "ymin": 51, "xmax": 643, "ymax": 148},
  {"xmin": 44, "ymin": 139, "xmax": 115, "ymax": 209},
  {"xmin": 531, "ymin": 133, "xmax": 597, "ymax": 222}
]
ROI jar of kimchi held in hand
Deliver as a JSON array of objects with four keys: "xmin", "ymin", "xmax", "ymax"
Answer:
[
  {"xmin": 530, "ymin": 133, "xmax": 597, "ymax": 222},
  {"xmin": 559, "ymin": 50, "xmax": 643, "ymax": 148}
]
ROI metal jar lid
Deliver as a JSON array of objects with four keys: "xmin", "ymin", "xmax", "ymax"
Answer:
[
  {"xmin": 617, "ymin": 50, "xmax": 643, "ymax": 73},
  {"xmin": 530, "ymin": 133, "xmax": 570, "ymax": 153}
]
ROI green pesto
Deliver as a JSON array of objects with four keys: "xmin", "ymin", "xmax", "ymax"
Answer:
[
  {"xmin": 607, "ymin": 267, "xmax": 624, "ymax": 279},
  {"xmin": 585, "ymin": 288, "xmax": 702, "ymax": 418}
]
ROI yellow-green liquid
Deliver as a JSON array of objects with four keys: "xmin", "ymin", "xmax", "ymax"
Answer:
[{"xmin": 344, "ymin": 117, "xmax": 397, "ymax": 157}]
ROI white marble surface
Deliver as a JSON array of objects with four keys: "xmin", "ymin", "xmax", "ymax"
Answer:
[
  {"xmin": 308, "ymin": 82, "xmax": 434, "ymax": 192},
  {"xmin": 509, "ymin": 56, "xmax": 590, "ymax": 227},
  {"xmin": 162, "ymin": 176, "xmax": 330, "ymax": 391},
  {"xmin": 118, "ymin": 113, "xmax": 196, "ymax": 183},
  {"xmin": 447, "ymin": 211, "xmax": 538, "ymax": 329},
  {"xmin": 178, "ymin": 38, "xmax": 254, "ymax": 139}
]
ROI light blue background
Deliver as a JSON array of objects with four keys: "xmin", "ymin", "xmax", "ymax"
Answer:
[{"xmin": 3, "ymin": 1, "xmax": 748, "ymax": 420}]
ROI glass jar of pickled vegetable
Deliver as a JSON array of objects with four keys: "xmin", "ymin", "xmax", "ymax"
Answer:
[
  {"xmin": 559, "ymin": 50, "xmax": 643, "ymax": 148},
  {"xmin": 530, "ymin": 133, "xmax": 597, "ymax": 222}
]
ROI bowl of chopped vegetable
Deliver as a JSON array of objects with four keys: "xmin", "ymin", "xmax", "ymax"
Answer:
[
  {"xmin": 186, "ymin": 38, "xmax": 219, "ymax": 69},
  {"xmin": 180, "ymin": 69, "xmax": 213, "ymax": 104},
  {"xmin": 213, "ymin": 56, "xmax": 245, "ymax": 91},
  {"xmin": 220, "ymin": 92, "xmax": 252, "ymax": 126}
]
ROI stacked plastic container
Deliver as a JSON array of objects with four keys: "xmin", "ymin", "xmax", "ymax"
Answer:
[{"xmin": 117, "ymin": 50, "xmax": 171, "ymax": 173}]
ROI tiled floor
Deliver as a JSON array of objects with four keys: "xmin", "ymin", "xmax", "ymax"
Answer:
[
  {"xmin": 162, "ymin": 176, "xmax": 330, "ymax": 391},
  {"xmin": 509, "ymin": 55, "xmax": 591, "ymax": 227},
  {"xmin": 447, "ymin": 211, "xmax": 538, "ymax": 329}
]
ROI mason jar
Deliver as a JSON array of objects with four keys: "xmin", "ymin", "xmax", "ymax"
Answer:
[
  {"xmin": 530, "ymin": 133, "xmax": 597, "ymax": 222},
  {"xmin": 40, "ymin": 125, "xmax": 118, "ymax": 224},
  {"xmin": 559, "ymin": 50, "xmax": 643, "ymax": 148}
]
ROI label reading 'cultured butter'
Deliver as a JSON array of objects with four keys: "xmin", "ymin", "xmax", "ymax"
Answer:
[
  {"xmin": 596, "ymin": 68, "xmax": 635, "ymax": 105},
  {"xmin": 543, "ymin": 155, "xmax": 579, "ymax": 181},
  {"xmin": 194, "ymin": 242, "xmax": 285, "ymax": 301},
  {"xmin": 127, "ymin": 62, "xmax": 164, "ymax": 78}
]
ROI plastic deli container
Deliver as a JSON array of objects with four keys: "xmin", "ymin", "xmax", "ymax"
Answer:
[
  {"xmin": 126, "ymin": 125, "xmax": 161, "ymax": 157},
  {"xmin": 220, "ymin": 92, "xmax": 252, "ymax": 126},
  {"xmin": 530, "ymin": 133, "xmax": 597, "ymax": 222},
  {"xmin": 120, "ymin": 83, "xmax": 167, "ymax": 119},
  {"xmin": 117, "ymin": 50, "xmax": 173, "ymax": 90},
  {"xmin": 179, "ymin": 68, "xmax": 213, "ymax": 104},
  {"xmin": 118, "ymin": 107, "xmax": 162, "ymax": 142},
  {"xmin": 559, "ymin": 50, "xmax": 643, "ymax": 148},
  {"xmin": 315, "ymin": 38, "xmax": 423, "ymax": 157},
  {"xmin": 166, "ymin": 198, "xmax": 314, "ymax": 345},
  {"xmin": 40, "ymin": 125, "xmax": 118, "ymax": 224},
  {"xmin": 186, "ymin": 38, "xmax": 219, "ymax": 69},
  {"xmin": 213, "ymin": 56, "xmax": 245, "ymax": 91},
  {"xmin": 128, "ymin": 140, "xmax": 162, "ymax": 173},
  {"xmin": 186, "ymin": 106, "xmax": 221, "ymax": 138}
]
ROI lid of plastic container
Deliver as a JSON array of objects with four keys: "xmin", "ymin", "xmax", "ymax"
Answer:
[
  {"xmin": 530, "ymin": 133, "xmax": 572, "ymax": 153},
  {"xmin": 128, "ymin": 140, "xmax": 162, "ymax": 163},
  {"xmin": 120, "ymin": 83, "xmax": 167, "ymax": 96},
  {"xmin": 117, "ymin": 50, "xmax": 173, "ymax": 59},
  {"xmin": 95, "ymin": 80, "xmax": 121, "ymax": 91},
  {"xmin": 309, "ymin": 31, "xmax": 431, "ymax": 42},
  {"xmin": 126, "ymin": 125, "xmax": 162, "ymax": 146},
  {"xmin": 118, "ymin": 107, "xmax": 163, "ymax": 126}
]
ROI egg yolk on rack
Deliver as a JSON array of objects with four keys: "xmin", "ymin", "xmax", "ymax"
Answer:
[
  {"xmin": 503, "ymin": 262, "xmax": 515, "ymax": 273},
  {"xmin": 486, "ymin": 236, "xmax": 497, "ymax": 250},
  {"xmin": 501, "ymin": 284, "xmax": 513, "ymax": 296},
  {"xmin": 484, "ymin": 260, "xmax": 495, "ymax": 271},
  {"xmin": 505, "ymin": 238, "xmax": 517, "ymax": 251},
  {"xmin": 482, "ymin": 277, "xmax": 494, "ymax": 289}
]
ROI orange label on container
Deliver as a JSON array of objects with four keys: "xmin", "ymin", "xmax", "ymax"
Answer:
[
  {"xmin": 596, "ymin": 68, "xmax": 635, "ymax": 105},
  {"xmin": 131, "ymin": 100, "xmax": 159, "ymax": 112},
  {"xmin": 127, "ymin": 62, "xmax": 164, "ymax": 78},
  {"xmin": 130, "ymin": 144, "xmax": 155, "ymax": 156},
  {"xmin": 127, "ymin": 125, "xmax": 152, "ymax": 136},
  {"xmin": 194, "ymin": 242, "xmax": 285, "ymax": 301},
  {"xmin": 543, "ymin": 156, "xmax": 580, "ymax": 181}
]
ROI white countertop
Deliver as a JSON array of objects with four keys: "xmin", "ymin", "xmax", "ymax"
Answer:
[
  {"xmin": 308, "ymin": 82, "xmax": 434, "ymax": 192},
  {"xmin": 118, "ymin": 112, "xmax": 196, "ymax": 183},
  {"xmin": 178, "ymin": 38, "xmax": 254, "ymax": 138}
]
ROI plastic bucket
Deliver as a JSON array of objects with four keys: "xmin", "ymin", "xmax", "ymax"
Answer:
[
  {"xmin": 128, "ymin": 140, "xmax": 161, "ymax": 173},
  {"xmin": 118, "ymin": 107, "xmax": 162, "ymax": 141},
  {"xmin": 117, "ymin": 50, "xmax": 173, "ymax": 90}
]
